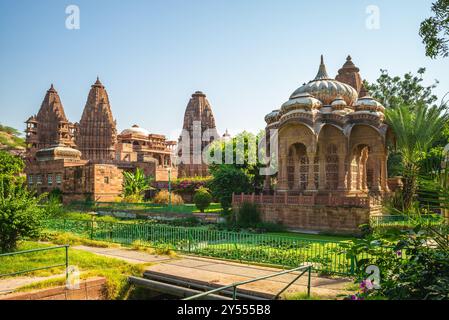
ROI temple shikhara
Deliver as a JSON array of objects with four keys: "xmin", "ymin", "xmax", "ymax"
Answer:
[
  {"xmin": 234, "ymin": 55, "xmax": 390, "ymax": 233},
  {"xmin": 177, "ymin": 91, "xmax": 219, "ymax": 178},
  {"xmin": 25, "ymin": 78, "xmax": 178, "ymax": 203},
  {"xmin": 24, "ymin": 55, "xmax": 390, "ymax": 232}
]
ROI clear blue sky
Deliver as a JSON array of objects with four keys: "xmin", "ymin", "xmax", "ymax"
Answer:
[{"xmin": 0, "ymin": 0, "xmax": 448, "ymax": 140}]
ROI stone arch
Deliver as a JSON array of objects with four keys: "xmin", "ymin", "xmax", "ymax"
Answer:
[
  {"xmin": 349, "ymin": 125, "xmax": 386, "ymax": 192},
  {"xmin": 277, "ymin": 123, "xmax": 316, "ymax": 191},
  {"xmin": 287, "ymin": 142, "xmax": 308, "ymax": 191},
  {"xmin": 317, "ymin": 124, "xmax": 347, "ymax": 190}
]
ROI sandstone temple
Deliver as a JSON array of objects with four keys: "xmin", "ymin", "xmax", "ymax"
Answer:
[
  {"xmin": 25, "ymin": 78, "xmax": 179, "ymax": 203},
  {"xmin": 233, "ymin": 55, "xmax": 391, "ymax": 233}
]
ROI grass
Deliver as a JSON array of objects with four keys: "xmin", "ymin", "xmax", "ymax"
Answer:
[
  {"xmin": 0, "ymin": 241, "xmax": 148, "ymax": 299},
  {"xmin": 267, "ymin": 232, "xmax": 356, "ymax": 242},
  {"xmin": 67, "ymin": 202, "xmax": 223, "ymax": 215},
  {"xmin": 283, "ymin": 292, "xmax": 327, "ymax": 300}
]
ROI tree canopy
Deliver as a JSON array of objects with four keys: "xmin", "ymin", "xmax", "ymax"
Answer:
[{"xmin": 420, "ymin": 0, "xmax": 449, "ymax": 59}]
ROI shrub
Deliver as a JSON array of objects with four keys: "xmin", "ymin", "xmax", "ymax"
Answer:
[
  {"xmin": 209, "ymin": 165, "xmax": 252, "ymax": 212},
  {"xmin": 0, "ymin": 151, "xmax": 45, "ymax": 252},
  {"xmin": 193, "ymin": 187, "xmax": 212, "ymax": 213},
  {"xmin": 346, "ymin": 224, "xmax": 449, "ymax": 300},
  {"xmin": 153, "ymin": 190, "xmax": 184, "ymax": 205},
  {"xmin": 236, "ymin": 202, "xmax": 261, "ymax": 228}
]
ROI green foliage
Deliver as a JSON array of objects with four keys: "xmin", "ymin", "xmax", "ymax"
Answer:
[
  {"xmin": 0, "ymin": 150, "xmax": 24, "ymax": 175},
  {"xmin": 209, "ymin": 165, "xmax": 251, "ymax": 212},
  {"xmin": 0, "ymin": 151, "xmax": 45, "ymax": 253},
  {"xmin": 122, "ymin": 168, "xmax": 153, "ymax": 202},
  {"xmin": 0, "ymin": 241, "xmax": 146, "ymax": 300},
  {"xmin": 208, "ymin": 131, "xmax": 269, "ymax": 192},
  {"xmin": 172, "ymin": 176, "xmax": 212, "ymax": 194},
  {"xmin": 236, "ymin": 202, "xmax": 261, "ymax": 228},
  {"xmin": 193, "ymin": 187, "xmax": 212, "ymax": 213},
  {"xmin": 0, "ymin": 124, "xmax": 25, "ymax": 149},
  {"xmin": 347, "ymin": 225, "xmax": 449, "ymax": 300},
  {"xmin": 385, "ymin": 103, "xmax": 449, "ymax": 209},
  {"xmin": 365, "ymin": 68, "xmax": 439, "ymax": 109},
  {"xmin": 420, "ymin": 0, "xmax": 449, "ymax": 59}
]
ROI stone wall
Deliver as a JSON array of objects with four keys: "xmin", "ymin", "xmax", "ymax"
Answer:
[
  {"xmin": 233, "ymin": 203, "xmax": 378, "ymax": 235},
  {"xmin": 0, "ymin": 277, "xmax": 106, "ymax": 300}
]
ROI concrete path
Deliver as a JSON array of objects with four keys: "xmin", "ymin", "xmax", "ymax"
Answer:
[
  {"xmin": 144, "ymin": 256, "xmax": 353, "ymax": 298},
  {"xmin": 72, "ymin": 246, "xmax": 172, "ymax": 264},
  {"xmin": 0, "ymin": 274, "xmax": 64, "ymax": 295},
  {"xmin": 72, "ymin": 246, "xmax": 353, "ymax": 298},
  {"xmin": 1, "ymin": 245, "xmax": 353, "ymax": 299}
]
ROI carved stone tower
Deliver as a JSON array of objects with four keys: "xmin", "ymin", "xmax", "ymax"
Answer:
[
  {"xmin": 336, "ymin": 55, "xmax": 363, "ymax": 96},
  {"xmin": 25, "ymin": 84, "xmax": 76, "ymax": 160},
  {"xmin": 75, "ymin": 78, "xmax": 117, "ymax": 162},
  {"xmin": 177, "ymin": 91, "xmax": 219, "ymax": 177}
]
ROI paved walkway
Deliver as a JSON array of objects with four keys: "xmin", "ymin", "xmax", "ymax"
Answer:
[
  {"xmin": 73, "ymin": 246, "xmax": 353, "ymax": 298},
  {"xmin": 1, "ymin": 245, "xmax": 353, "ymax": 299}
]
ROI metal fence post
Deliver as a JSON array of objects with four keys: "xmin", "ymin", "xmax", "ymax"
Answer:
[
  {"xmin": 65, "ymin": 245, "xmax": 69, "ymax": 284},
  {"xmin": 307, "ymin": 266, "xmax": 311, "ymax": 297}
]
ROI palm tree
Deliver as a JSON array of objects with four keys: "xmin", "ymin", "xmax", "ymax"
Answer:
[
  {"xmin": 386, "ymin": 102, "xmax": 449, "ymax": 210},
  {"xmin": 122, "ymin": 168, "xmax": 153, "ymax": 202}
]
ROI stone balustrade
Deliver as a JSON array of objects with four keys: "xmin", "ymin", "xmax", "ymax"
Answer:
[{"xmin": 232, "ymin": 192, "xmax": 379, "ymax": 208}]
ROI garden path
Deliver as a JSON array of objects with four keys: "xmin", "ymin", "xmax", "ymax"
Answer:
[{"xmin": 73, "ymin": 246, "xmax": 354, "ymax": 298}]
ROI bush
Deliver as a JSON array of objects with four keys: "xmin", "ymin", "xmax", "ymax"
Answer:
[
  {"xmin": 236, "ymin": 202, "xmax": 261, "ymax": 228},
  {"xmin": 193, "ymin": 187, "xmax": 212, "ymax": 213},
  {"xmin": 153, "ymin": 190, "xmax": 184, "ymax": 205},
  {"xmin": 0, "ymin": 151, "xmax": 46, "ymax": 253},
  {"xmin": 209, "ymin": 165, "xmax": 252, "ymax": 212},
  {"xmin": 346, "ymin": 224, "xmax": 449, "ymax": 300}
]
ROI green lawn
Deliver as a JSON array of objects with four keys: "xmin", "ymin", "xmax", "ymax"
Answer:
[
  {"xmin": 267, "ymin": 232, "xmax": 357, "ymax": 242},
  {"xmin": 0, "ymin": 241, "xmax": 146, "ymax": 299}
]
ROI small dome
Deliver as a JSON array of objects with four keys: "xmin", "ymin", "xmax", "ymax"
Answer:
[
  {"xmin": 289, "ymin": 56, "xmax": 358, "ymax": 106},
  {"xmin": 36, "ymin": 144, "xmax": 81, "ymax": 161},
  {"xmin": 120, "ymin": 124, "xmax": 150, "ymax": 137},
  {"xmin": 264, "ymin": 109, "xmax": 280, "ymax": 124},
  {"xmin": 331, "ymin": 96, "xmax": 347, "ymax": 107},
  {"xmin": 281, "ymin": 93, "xmax": 322, "ymax": 113},
  {"xmin": 355, "ymin": 96, "xmax": 385, "ymax": 113}
]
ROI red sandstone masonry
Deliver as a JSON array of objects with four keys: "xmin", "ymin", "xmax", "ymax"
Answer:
[{"xmin": 0, "ymin": 277, "xmax": 106, "ymax": 300}]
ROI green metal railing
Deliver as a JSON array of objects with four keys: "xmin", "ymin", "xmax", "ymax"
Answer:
[
  {"xmin": 0, "ymin": 245, "xmax": 69, "ymax": 281},
  {"xmin": 183, "ymin": 264, "xmax": 312, "ymax": 300},
  {"xmin": 370, "ymin": 214, "xmax": 444, "ymax": 229},
  {"xmin": 44, "ymin": 219, "xmax": 364, "ymax": 275},
  {"xmin": 67, "ymin": 201, "xmax": 222, "ymax": 215}
]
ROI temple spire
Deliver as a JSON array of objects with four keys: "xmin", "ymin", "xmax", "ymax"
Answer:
[{"xmin": 314, "ymin": 55, "xmax": 330, "ymax": 80}]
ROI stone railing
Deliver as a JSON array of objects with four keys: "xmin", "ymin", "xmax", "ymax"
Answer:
[{"xmin": 232, "ymin": 192, "xmax": 381, "ymax": 208}]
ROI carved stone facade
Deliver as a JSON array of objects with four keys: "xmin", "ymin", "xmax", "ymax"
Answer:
[
  {"xmin": 177, "ymin": 91, "xmax": 219, "ymax": 177},
  {"xmin": 25, "ymin": 79, "xmax": 177, "ymax": 203},
  {"xmin": 25, "ymin": 85, "xmax": 76, "ymax": 161},
  {"xmin": 237, "ymin": 55, "xmax": 391, "ymax": 233},
  {"xmin": 75, "ymin": 78, "xmax": 117, "ymax": 162}
]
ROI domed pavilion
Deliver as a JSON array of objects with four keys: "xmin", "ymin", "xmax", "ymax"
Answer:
[{"xmin": 235, "ymin": 55, "xmax": 390, "ymax": 234}]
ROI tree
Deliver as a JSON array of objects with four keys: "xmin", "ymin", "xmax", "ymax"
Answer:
[
  {"xmin": 365, "ymin": 68, "xmax": 449, "ymax": 177},
  {"xmin": 0, "ymin": 151, "xmax": 44, "ymax": 252},
  {"xmin": 420, "ymin": 0, "xmax": 449, "ymax": 59},
  {"xmin": 208, "ymin": 165, "xmax": 251, "ymax": 212},
  {"xmin": 0, "ymin": 150, "xmax": 24, "ymax": 175},
  {"xmin": 385, "ymin": 103, "xmax": 449, "ymax": 210},
  {"xmin": 193, "ymin": 187, "xmax": 212, "ymax": 213},
  {"xmin": 122, "ymin": 168, "xmax": 153, "ymax": 202},
  {"xmin": 207, "ymin": 131, "xmax": 267, "ymax": 192},
  {"xmin": 365, "ymin": 68, "xmax": 439, "ymax": 110}
]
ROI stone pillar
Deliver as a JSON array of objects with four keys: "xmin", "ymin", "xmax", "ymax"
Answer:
[
  {"xmin": 307, "ymin": 152, "xmax": 316, "ymax": 191},
  {"xmin": 337, "ymin": 154, "xmax": 346, "ymax": 190},
  {"xmin": 372, "ymin": 154, "xmax": 381, "ymax": 191},
  {"xmin": 318, "ymin": 155, "xmax": 326, "ymax": 190}
]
